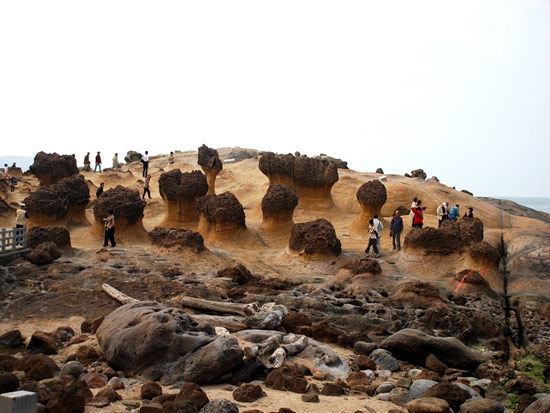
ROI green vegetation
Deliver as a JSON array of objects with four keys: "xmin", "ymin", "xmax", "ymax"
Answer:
[
  {"xmin": 515, "ymin": 352, "xmax": 550, "ymax": 385},
  {"xmin": 503, "ymin": 393, "xmax": 519, "ymax": 410}
]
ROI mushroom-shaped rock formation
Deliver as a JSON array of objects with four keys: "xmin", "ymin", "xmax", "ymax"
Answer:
[
  {"xmin": 259, "ymin": 152, "xmax": 339, "ymax": 207},
  {"xmin": 289, "ymin": 218, "xmax": 342, "ymax": 256},
  {"xmin": 198, "ymin": 145, "xmax": 222, "ymax": 195},
  {"xmin": 197, "ymin": 192, "xmax": 246, "ymax": 239},
  {"xmin": 261, "ymin": 184, "xmax": 299, "ymax": 230},
  {"xmin": 149, "ymin": 227, "xmax": 205, "ymax": 252},
  {"xmin": 24, "ymin": 175, "xmax": 90, "ymax": 227},
  {"xmin": 468, "ymin": 241, "xmax": 500, "ymax": 268},
  {"xmin": 29, "ymin": 152, "xmax": 79, "ymax": 186},
  {"xmin": 92, "ymin": 185, "xmax": 147, "ymax": 241},
  {"xmin": 158, "ymin": 169, "xmax": 208, "ymax": 227},
  {"xmin": 27, "ymin": 226, "xmax": 71, "ymax": 249},
  {"xmin": 355, "ymin": 180, "xmax": 387, "ymax": 228},
  {"xmin": 458, "ymin": 217, "xmax": 484, "ymax": 246}
]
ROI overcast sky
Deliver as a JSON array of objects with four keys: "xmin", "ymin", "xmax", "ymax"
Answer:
[{"xmin": 1, "ymin": 1, "xmax": 549, "ymax": 197}]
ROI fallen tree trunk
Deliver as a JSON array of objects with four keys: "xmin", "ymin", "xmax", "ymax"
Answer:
[
  {"xmin": 192, "ymin": 314, "xmax": 247, "ymax": 332},
  {"xmin": 179, "ymin": 295, "xmax": 258, "ymax": 316}
]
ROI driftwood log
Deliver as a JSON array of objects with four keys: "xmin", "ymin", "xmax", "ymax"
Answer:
[
  {"xmin": 179, "ymin": 295, "xmax": 258, "ymax": 316},
  {"xmin": 101, "ymin": 283, "xmax": 140, "ymax": 304}
]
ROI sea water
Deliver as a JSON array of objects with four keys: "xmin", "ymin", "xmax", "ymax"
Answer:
[{"xmin": 499, "ymin": 197, "xmax": 550, "ymax": 214}]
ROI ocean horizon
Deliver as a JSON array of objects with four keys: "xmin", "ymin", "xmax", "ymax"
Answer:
[{"xmin": 497, "ymin": 197, "xmax": 550, "ymax": 214}]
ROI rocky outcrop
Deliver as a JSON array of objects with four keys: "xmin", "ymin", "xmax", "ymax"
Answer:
[
  {"xmin": 458, "ymin": 218, "xmax": 484, "ymax": 247},
  {"xmin": 198, "ymin": 145, "xmax": 222, "ymax": 195},
  {"xmin": 217, "ymin": 264, "xmax": 258, "ymax": 284},
  {"xmin": 26, "ymin": 242, "xmax": 62, "ymax": 265},
  {"xmin": 261, "ymin": 184, "xmax": 298, "ymax": 230},
  {"xmin": 27, "ymin": 226, "xmax": 71, "ymax": 249},
  {"xmin": 289, "ymin": 219, "xmax": 341, "ymax": 256},
  {"xmin": 381, "ymin": 328, "xmax": 483, "ymax": 370},
  {"xmin": 29, "ymin": 152, "xmax": 79, "ymax": 186},
  {"xmin": 25, "ymin": 175, "xmax": 90, "ymax": 227},
  {"xmin": 197, "ymin": 192, "xmax": 246, "ymax": 239},
  {"xmin": 342, "ymin": 258, "xmax": 382, "ymax": 275},
  {"xmin": 468, "ymin": 241, "xmax": 500, "ymax": 267},
  {"xmin": 158, "ymin": 169, "xmax": 208, "ymax": 226},
  {"xmin": 355, "ymin": 180, "xmax": 387, "ymax": 228},
  {"xmin": 149, "ymin": 227, "xmax": 205, "ymax": 252},
  {"xmin": 259, "ymin": 152, "xmax": 339, "ymax": 207},
  {"xmin": 92, "ymin": 185, "xmax": 147, "ymax": 241},
  {"xmin": 410, "ymin": 169, "xmax": 427, "ymax": 180},
  {"xmin": 124, "ymin": 151, "xmax": 142, "ymax": 163}
]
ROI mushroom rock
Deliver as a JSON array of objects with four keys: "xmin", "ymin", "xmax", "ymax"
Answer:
[
  {"xmin": 158, "ymin": 169, "xmax": 208, "ymax": 227},
  {"xmin": 29, "ymin": 151, "xmax": 79, "ymax": 186},
  {"xmin": 259, "ymin": 152, "xmax": 339, "ymax": 207},
  {"xmin": 468, "ymin": 241, "xmax": 500, "ymax": 268},
  {"xmin": 27, "ymin": 226, "xmax": 71, "ymax": 249},
  {"xmin": 355, "ymin": 180, "xmax": 387, "ymax": 228},
  {"xmin": 197, "ymin": 192, "xmax": 246, "ymax": 239},
  {"xmin": 57, "ymin": 175, "xmax": 90, "ymax": 226},
  {"xmin": 261, "ymin": 184, "xmax": 298, "ymax": 231},
  {"xmin": 289, "ymin": 218, "xmax": 342, "ymax": 256},
  {"xmin": 24, "ymin": 175, "xmax": 90, "ymax": 227},
  {"xmin": 458, "ymin": 217, "xmax": 484, "ymax": 246},
  {"xmin": 92, "ymin": 185, "xmax": 147, "ymax": 241},
  {"xmin": 404, "ymin": 222, "xmax": 461, "ymax": 255},
  {"xmin": 197, "ymin": 145, "xmax": 222, "ymax": 195},
  {"xmin": 149, "ymin": 226, "xmax": 205, "ymax": 252}
]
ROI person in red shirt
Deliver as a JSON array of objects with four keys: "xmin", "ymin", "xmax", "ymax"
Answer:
[
  {"xmin": 412, "ymin": 200, "xmax": 426, "ymax": 228},
  {"xmin": 94, "ymin": 152, "xmax": 102, "ymax": 172}
]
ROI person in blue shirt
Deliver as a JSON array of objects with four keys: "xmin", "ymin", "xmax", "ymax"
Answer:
[{"xmin": 448, "ymin": 204, "xmax": 460, "ymax": 221}]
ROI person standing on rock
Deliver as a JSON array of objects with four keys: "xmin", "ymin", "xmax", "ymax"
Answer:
[
  {"xmin": 410, "ymin": 197, "xmax": 418, "ymax": 226},
  {"xmin": 83, "ymin": 152, "xmax": 91, "ymax": 171},
  {"xmin": 15, "ymin": 203, "xmax": 28, "ymax": 229},
  {"xmin": 141, "ymin": 151, "xmax": 149, "ymax": 177},
  {"xmin": 94, "ymin": 152, "xmax": 102, "ymax": 172},
  {"xmin": 169, "ymin": 151, "xmax": 175, "ymax": 164},
  {"xmin": 448, "ymin": 204, "xmax": 460, "ymax": 221},
  {"xmin": 463, "ymin": 207, "xmax": 474, "ymax": 218},
  {"xmin": 96, "ymin": 182, "xmax": 104, "ymax": 198},
  {"xmin": 436, "ymin": 202, "xmax": 448, "ymax": 228},
  {"xmin": 412, "ymin": 200, "xmax": 425, "ymax": 228},
  {"xmin": 373, "ymin": 214, "xmax": 383, "ymax": 253},
  {"xmin": 112, "ymin": 153, "xmax": 121, "ymax": 169},
  {"xmin": 8, "ymin": 175, "xmax": 17, "ymax": 192},
  {"xmin": 365, "ymin": 219, "xmax": 380, "ymax": 257},
  {"xmin": 390, "ymin": 209, "xmax": 404, "ymax": 251},
  {"xmin": 142, "ymin": 174, "xmax": 152, "ymax": 200},
  {"xmin": 103, "ymin": 209, "xmax": 116, "ymax": 247}
]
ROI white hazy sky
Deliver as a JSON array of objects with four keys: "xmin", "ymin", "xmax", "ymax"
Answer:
[{"xmin": 1, "ymin": 1, "xmax": 549, "ymax": 197}]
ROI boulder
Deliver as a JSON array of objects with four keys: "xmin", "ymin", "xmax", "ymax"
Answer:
[
  {"xmin": 16, "ymin": 354, "xmax": 59, "ymax": 380},
  {"xmin": 265, "ymin": 364, "xmax": 308, "ymax": 393},
  {"xmin": 232, "ymin": 383, "xmax": 266, "ymax": 402},
  {"xmin": 458, "ymin": 218, "xmax": 484, "ymax": 246},
  {"xmin": 197, "ymin": 145, "xmax": 222, "ymax": 195},
  {"xmin": 46, "ymin": 377, "xmax": 86, "ymax": 413},
  {"xmin": 390, "ymin": 280, "xmax": 445, "ymax": 308},
  {"xmin": 468, "ymin": 242, "xmax": 500, "ymax": 267},
  {"xmin": 198, "ymin": 399, "xmax": 238, "ymax": 413},
  {"xmin": 26, "ymin": 242, "xmax": 62, "ymax": 265},
  {"xmin": 175, "ymin": 382, "xmax": 209, "ymax": 410},
  {"xmin": 141, "ymin": 382, "xmax": 162, "ymax": 399},
  {"xmin": 381, "ymin": 329, "xmax": 483, "ymax": 370},
  {"xmin": 95, "ymin": 386, "xmax": 122, "ymax": 402},
  {"xmin": 289, "ymin": 218, "xmax": 341, "ymax": 255},
  {"xmin": 80, "ymin": 316, "xmax": 104, "ymax": 334},
  {"xmin": 0, "ymin": 372, "xmax": 19, "ymax": 393},
  {"xmin": 59, "ymin": 361, "xmax": 85, "ymax": 379},
  {"xmin": 370, "ymin": 349, "xmax": 400, "ymax": 372},
  {"xmin": 27, "ymin": 331, "xmax": 58, "ymax": 354},
  {"xmin": 410, "ymin": 169, "xmax": 427, "ymax": 180},
  {"xmin": 217, "ymin": 264, "xmax": 258, "ymax": 285},
  {"xmin": 75, "ymin": 345, "xmax": 100, "ymax": 365},
  {"xmin": 124, "ymin": 151, "xmax": 142, "ymax": 163},
  {"xmin": 27, "ymin": 226, "xmax": 71, "ymax": 249},
  {"xmin": 0, "ymin": 329, "xmax": 24, "ymax": 348},
  {"xmin": 92, "ymin": 185, "xmax": 147, "ymax": 240},
  {"xmin": 404, "ymin": 220, "xmax": 461, "ymax": 255},
  {"xmin": 423, "ymin": 383, "xmax": 472, "ymax": 411},
  {"xmin": 56, "ymin": 175, "xmax": 90, "ymax": 225},
  {"xmin": 158, "ymin": 169, "xmax": 208, "ymax": 225},
  {"xmin": 459, "ymin": 398, "xmax": 504, "ymax": 413},
  {"xmin": 261, "ymin": 184, "xmax": 298, "ymax": 229},
  {"xmin": 29, "ymin": 151, "xmax": 79, "ymax": 186},
  {"xmin": 524, "ymin": 396, "xmax": 550, "ymax": 413},
  {"xmin": 0, "ymin": 355, "xmax": 18, "ymax": 371},
  {"xmin": 149, "ymin": 227, "xmax": 205, "ymax": 252},
  {"xmin": 342, "ymin": 258, "xmax": 382, "ymax": 275},
  {"xmin": 197, "ymin": 192, "xmax": 246, "ymax": 236},
  {"xmin": 356, "ymin": 180, "xmax": 387, "ymax": 224},
  {"xmin": 407, "ymin": 397, "xmax": 451, "ymax": 413},
  {"xmin": 96, "ymin": 302, "xmax": 216, "ymax": 379}
]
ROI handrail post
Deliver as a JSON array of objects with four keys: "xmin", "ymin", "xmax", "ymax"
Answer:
[{"xmin": 1, "ymin": 228, "xmax": 5, "ymax": 253}]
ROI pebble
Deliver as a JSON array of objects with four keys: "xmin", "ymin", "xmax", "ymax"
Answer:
[{"xmin": 376, "ymin": 382, "xmax": 395, "ymax": 394}]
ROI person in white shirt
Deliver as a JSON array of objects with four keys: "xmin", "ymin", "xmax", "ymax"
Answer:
[
  {"xmin": 373, "ymin": 214, "xmax": 384, "ymax": 254},
  {"xmin": 410, "ymin": 197, "xmax": 418, "ymax": 226},
  {"xmin": 141, "ymin": 151, "xmax": 150, "ymax": 177},
  {"xmin": 15, "ymin": 203, "xmax": 28, "ymax": 229}
]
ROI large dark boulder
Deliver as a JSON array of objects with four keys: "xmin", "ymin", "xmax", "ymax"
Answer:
[
  {"xmin": 289, "ymin": 218, "xmax": 341, "ymax": 255},
  {"xmin": 124, "ymin": 151, "xmax": 142, "ymax": 163},
  {"xmin": 96, "ymin": 302, "xmax": 217, "ymax": 381},
  {"xmin": 0, "ymin": 372, "xmax": 19, "ymax": 393},
  {"xmin": 356, "ymin": 180, "xmax": 387, "ymax": 218},
  {"xmin": 27, "ymin": 226, "xmax": 71, "ymax": 249},
  {"xmin": 46, "ymin": 377, "xmax": 86, "ymax": 413},
  {"xmin": 458, "ymin": 217, "xmax": 484, "ymax": 246},
  {"xmin": 149, "ymin": 227, "xmax": 205, "ymax": 252},
  {"xmin": 423, "ymin": 383, "xmax": 472, "ymax": 412},
  {"xmin": 217, "ymin": 264, "xmax": 258, "ymax": 284},
  {"xmin": 381, "ymin": 329, "xmax": 483, "ymax": 370},
  {"xmin": 342, "ymin": 258, "xmax": 382, "ymax": 275},
  {"xmin": 30, "ymin": 152, "xmax": 79, "ymax": 186},
  {"xmin": 16, "ymin": 354, "xmax": 59, "ymax": 381},
  {"xmin": 0, "ymin": 329, "xmax": 24, "ymax": 348},
  {"xmin": 93, "ymin": 185, "xmax": 146, "ymax": 226},
  {"xmin": 261, "ymin": 184, "xmax": 298, "ymax": 224},
  {"xmin": 26, "ymin": 242, "xmax": 62, "ymax": 265},
  {"xmin": 404, "ymin": 221, "xmax": 461, "ymax": 255}
]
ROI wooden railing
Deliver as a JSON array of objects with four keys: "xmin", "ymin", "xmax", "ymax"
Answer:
[{"xmin": 0, "ymin": 227, "xmax": 27, "ymax": 253}]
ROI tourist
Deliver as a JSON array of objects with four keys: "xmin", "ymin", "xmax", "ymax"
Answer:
[
  {"xmin": 412, "ymin": 200, "xmax": 425, "ymax": 228},
  {"xmin": 2, "ymin": 163, "xmax": 8, "ymax": 172},
  {"xmin": 448, "ymin": 204, "xmax": 460, "ymax": 221},
  {"xmin": 365, "ymin": 219, "xmax": 380, "ymax": 257},
  {"xmin": 390, "ymin": 209, "xmax": 404, "ymax": 251},
  {"xmin": 464, "ymin": 207, "xmax": 474, "ymax": 218},
  {"xmin": 84, "ymin": 152, "xmax": 91, "ymax": 171},
  {"xmin": 94, "ymin": 152, "xmax": 102, "ymax": 172},
  {"xmin": 143, "ymin": 174, "xmax": 152, "ymax": 199},
  {"xmin": 142, "ymin": 151, "xmax": 149, "ymax": 177},
  {"xmin": 373, "ymin": 214, "xmax": 383, "ymax": 253},
  {"xmin": 96, "ymin": 182, "xmax": 104, "ymax": 198},
  {"xmin": 112, "ymin": 153, "xmax": 121, "ymax": 169},
  {"xmin": 103, "ymin": 209, "xmax": 116, "ymax": 247},
  {"xmin": 15, "ymin": 203, "xmax": 28, "ymax": 229},
  {"xmin": 410, "ymin": 197, "xmax": 418, "ymax": 226},
  {"xmin": 169, "ymin": 151, "xmax": 175, "ymax": 164},
  {"xmin": 436, "ymin": 201, "xmax": 448, "ymax": 227},
  {"xmin": 11, "ymin": 162, "xmax": 16, "ymax": 168},
  {"xmin": 8, "ymin": 175, "xmax": 17, "ymax": 192}
]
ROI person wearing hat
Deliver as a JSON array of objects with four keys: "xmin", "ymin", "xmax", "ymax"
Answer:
[
  {"xmin": 436, "ymin": 201, "xmax": 448, "ymax": 228},
  {"xmin": 16, "ymin": 203, "xmax": 28, "ymax": 229}
]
